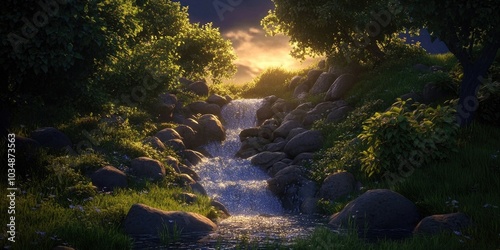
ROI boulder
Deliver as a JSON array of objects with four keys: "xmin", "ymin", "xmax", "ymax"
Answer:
[
  {"xmin": 155, "ymin": 128, "xmax": 182, "ymax": 144},
  {"xmin": 267, "ymin": 165, "xmax": 307, "ymax": 195},
  {"xmin": 183, "ymin": 118, "xmax": 201, "ymax": 133},
  {"xmin": 164, "ymin": 139, "xmax": 186, "ymax": 152},
  {"xmin": 211, "ymin": 200, "xmax": 231, "ymax": 217},
  {"xmin": 318, "ymin": 172, "xmax": 356, "ymax": 201},
  {"xmin": 198, "ymin": 114, "xmax": 226, "ymax": 143},
  {"xmin": 413, "ymin": 213, "xmax": 471, "ymax": 235},
  {"xmin": 309, "ymin": 73, "xmax": 338, "ymax": 95},
  {"xmin": 325, "ymin": 74, "xmax": 357, "ymax": 101},
  {"xmin": 289, "ymin": 76, "xmax": 303, "ymax": 90},
  {"xmin": 329, "ymin": 189, "xmax": 420, "ymax": 240},
  {"xmin": 256, "ymin": 105, "xmax": 274, "ymax": 123},
  {"xmin": 268, "ymin": 161, "xmax": 289, "ymax": 177},
  {"xmin": 182, "ymin": 150, "xmax": 205, "ymax": 166},
  {"xmin": 157, "ymin": 104, "xmax": 176, "ymax": 122},
  {"xmin": 123, "ymin": 204, "xmax": 216, "ymax": 239},
  {"xmin": 142, "ymin": 136, "xmax": 167, "ymax": 151},
  {"xmin": 91, "ymin": 166, "xmax": 127, "ymax": 191},
  {"xmin": 292, "ymin": 152, "xmax": 314, "ymax": 165},
  {"xmin": 163, "ymin": 156, "xmax": 181, "ymax": 173},
  {"xmin": 273, "ymin": 120, "xmax": 303, "ymax": 139},
  {"xmin": 188, "ymin": 81, "xmax": 209, "ymax": 96},
  {"xmin": 283, "ymin": 109, "xmax": 307, "ymax": 123},
  {"xmin": 130, "ymin": 157, "xmax": 166, "ymax": 181},
  {"xmin": 174, "ymin": 125, "xmax": 197, "ymax": 149},
  {"xmin": 207, "ymin": 94, "xmax": 229, "ymax": 107},
  {"xmin": 179, "ymin": 174, "xmax": 207, "ymax": 195},
  {"xmin": 188, "ymin": 101, "xmax": 221, "ymax": 116},
  {"xmin": 179, "ymin": 77, "xmax": 194, "ymax": 86},
  {"xmin": 326, "ymin": 106, "xmax": 354, "ymax": 123},
  {"xmin": 239, "ymin": 127, "xmax": 261, "ymax": 141},
  {"xmin": 159, "ymin": 93, "xmax": 178, "ymax": 106},
  {"xmin": 303, "ymin": 70, "xmax": 324, "ymax": 87},
  {"xmin": 284, "ymin": 130, "xmax": 324, "ymax": 158},
  {"xmin": 250, "ymin": 151, "xmax": 287, "ymax": 170},
  {"xmin": 178, "ymin": 164, "xmax": 200, "ymax": 181},
  {"xmin": 286, "ymin": 128, "xmax": 308, "ymax": 141},
  {"xmin": 263, "ymin": 141, "xmax": 286, "ymax": 152},
  {"xmin": 31, "ymin": 127, "xmax": 72, "ymax": 150},
  {"xmin": 293, "ymin": 83, "xmax": 310, "ymax": 99}
]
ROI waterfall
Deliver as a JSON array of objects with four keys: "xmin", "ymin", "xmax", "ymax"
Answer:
[{"xmin": 194, "ymin": 99, "xmax": 284, "ymax": 215}]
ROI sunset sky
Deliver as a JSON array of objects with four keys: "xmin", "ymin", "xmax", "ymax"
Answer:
[{"xmin": 178, "ymin": 0, "xmax": 317, "ymax": 84}]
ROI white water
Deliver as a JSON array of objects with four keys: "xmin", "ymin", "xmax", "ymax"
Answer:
[{"xmin": 194, "ymin": 99, "xmax": 284, "ymax": 215}]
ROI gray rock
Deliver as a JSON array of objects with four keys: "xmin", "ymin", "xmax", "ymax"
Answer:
[
  {"xmin": 155, "ymin": 128, "xmax": 182, "ymax": 144},
  {"xmin": 301, "ymin": 197, "xmax": 320, "ymax": 214},
  {"xmin": 165, "ymin": 139, "xmax": 186, "ymax": 152},
  {"xmin": 177, "ymin": 192, "xmax": 198, "ymax": 204},
  {"xmin": 239, "ymin": 127, "xmax": 261, "ymax": 141},
  {"xmin": 267, "ymin": 165, "xmax": 307, "ymax": 195},
  {"xmin": 179, "ymin": 174, "xmax": 207, "ymax": 195},
  {"xmin": 326, "ymin": 106, "xmax": 354, "ymax": 123},
  {"xmin": 329, "ymin": 189, "xmax": 420, "ymax": 240},
  {"xmin": 273, "ymin": 120, "xmax": 303, "ymax": 138},
  {"xmin": 174, "ymin": 125, "xmax": 197, "ymax": 149},
  {"xmin": 289, "ymin": 76, "xmax": 303, "ymax": 90},
  {"xmin": 250, "ymin": 151, "xmax": 287, "ymax": 169},
  {"xmin": 211, "ymin": 200, "xmax": 230, "ymax": 217},
  {"xmin": 284, "ymin": 130, "xmax": 324, "ymax": 158},
  {"xmin": 157, "ymin": 104, "xmax": 176, "ymax": 122},
  {"xmin": 188, "ymin": 81, "xmax": 209, "ymax": 96},
  {"xmin": 309, "ymin": 72, "xmax": 338, "ymax": 95},
  {"xmin": 257, "ymin": 104, "xmax": 274, "ymax": 122},
  {"xmin": 182, "ymin": 150, "xmax": 205, "ymax": 166},
  {"xmin": 303, "ymin": 70, "xmax": 324, "ymax": 87},
  {"xmin": 188, "ymin": 101, "xmax": 221, "ymax": 116},
  {"xmin": 325, "ymin": 74, "xmax": 357, "ymax": 101},
  {"xmin": 163, "ymin": 156, "xmax": 180, "ymax": 173},
  {"xmin": 235, "ymin": 148, "xmax": 260, "ymax": 159},
  {"xmin": 283, "ymin": 109, "xmax": 308, "ymax": 123},
  {"xmin": 413, "ymin": 213, "xmax": 471, "ymax": 235},
  {"xmin": 286, "ymin": 128, "xmax": 308, "ymax": 141},
  {"xmin": 91, "ymin": 166, "xmax": 127, "ymax": 191},
  {"xmin": 183, "ymin": 118, "xmax": 200, "ymax": 133},
  {"xmin": 318, "ymin": 172, "xmax": 356, "ymax": 201},
  {"xmin": 198, "ymin": 114, "xmax": 226, "ymax": 143},
  {"xmin": 292, "ymin": 152, "xmax": 314, "ymax": 165},
  {"xmin": 263, "ymin": 141, "xmax": 286, "ymax": 152},
  {"xmin": 207, "ymin": 94, "xmax": 229, "ymax": 107},
  {"xmin": 143, "ymin": 136, "xmax": 167, "ymax": 151},
  {"xmin": 31, "ymin": 127, "xmax": 72, "ymax": 150},
  {"xmin": 293, "ymin": 83, "xmax": 310, "ymax": 99},
  {"xmin": 130, "ymin": 157, "xmax": 166, "ymax": 181},
  {"xmin": 268, "ymin": 161, "xmax": 289, "ymax": 177},
  {"xmin": 123, "ymin": 204, "xmax": 216, "ymax": 238},
  {"xmin": 178, "ymin": 164, "xmax": 200, "ymax": 181}
]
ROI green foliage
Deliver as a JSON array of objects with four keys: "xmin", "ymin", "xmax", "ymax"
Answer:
[
  {"xmin": 242, "ymin": 67, "xmax": 298, "ymax": 98},
  {"xmin": 358, "ymin": 99, "xmax": 459, "ymax": 178},
  {"xmin": 263, "ymin": 0, "xmax": 411, "ymax": 64}
]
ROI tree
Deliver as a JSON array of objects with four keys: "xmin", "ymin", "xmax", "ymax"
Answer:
[
  {"xmin": 401, "ymin": 0, "xmax": 500, "ymax": 126},
  {"xmin": 262, "ymin": 0, "xmax": 411, "ymax": 65}
]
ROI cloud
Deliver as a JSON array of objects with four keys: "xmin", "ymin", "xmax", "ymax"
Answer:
[{"xmin": 224, "ymin": 26, "xmax": 317, "ymax": 84}]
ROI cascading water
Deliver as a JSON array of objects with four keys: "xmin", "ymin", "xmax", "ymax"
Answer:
[
  {"xmin": 188, "ymin": 99, "xmax": 323, "ymax": 248},
  {"xmin": 194, "ymin": 99, "xmax": 283, "ymax": 215}
]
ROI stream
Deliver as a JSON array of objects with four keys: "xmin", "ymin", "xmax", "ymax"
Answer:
[{"xmin": 161, "ymin": 99, "xmax": 325, "ymax": 249}]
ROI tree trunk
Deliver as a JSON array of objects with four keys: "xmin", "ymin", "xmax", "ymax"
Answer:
[{"xmin": 455, "ymin": 44, "xmax": 499, "ymax": 127}]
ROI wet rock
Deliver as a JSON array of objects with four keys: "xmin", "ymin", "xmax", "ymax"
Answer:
[
  {"xmin": 123, "ymin": 204, "xmax": 217, "ymax": 239},
  {"xmin": 284, "ymin": 130, "xmax": 324, "ymax": 158},
  {"xmin": 198, "ymin": 114, "xmax": 226, "ymax": 143},
  {"xmin": 178, "ymin": 164, "xmax": 200, "ymax": 181},
  {"xmin": 318, "ymin": 172, "xmax": 356, "ymax": 201},
  {"xmin": 211, "ymin": 200, "xmax": 231, "ymax": 217},
  {"xmin": 329, "ymin": 189, "xmax": 420, "ymax": 240},
  {"xmin": 207, "ymin": 94, "xmax": 229, "ymax": 107},
  {"xmin": 188, "ymin": 101, "xmax": 221, "ymax": 116},
  {"xmin": 130, "ymin": 157, "xmax": 166, "ymax": 181},
  {"xmin": 91, "ymin": 166, "xmax": 127, "ymax": 191},
  {"xmin": 239, "ymin": 127, "xmax": 261, "ymax": 141},
  {"xmin": 179, "ymin": 174, "xmax": 207, "ymax": 195},
  {"xmin": 267, "ymin": 165, "xmax": 307, "ymax": 195},
  {"xmin": 250, "ymin": 151, "xmax": 287, "ymax": 170},
  {"xmin": 31, "ymin": 127, "xmax": 72, "ymax": 150},
  {"xmin": 413, "ymin": 213, "xmax": 471, "ymax": 236},
  {"xmin": 182, "ymin": 150, "xmax": 205, "ymax": 166}
]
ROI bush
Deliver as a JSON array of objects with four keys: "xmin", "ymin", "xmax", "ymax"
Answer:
[
  {"xmin": 358, "ymin": 98, "xmax": 459, "ymax": 178},
  {"xmin": 241, "ymin": 67, "xmax": 296, "ymax": 98}
]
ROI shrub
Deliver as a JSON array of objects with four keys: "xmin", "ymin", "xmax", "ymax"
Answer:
[
  {"xmin": 358, "ymin": 98, "xmax": 459, "ymax": 178},
  {"xmin": 241, "ymin": 67, "xmax": 296, "ymax": 98}
]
